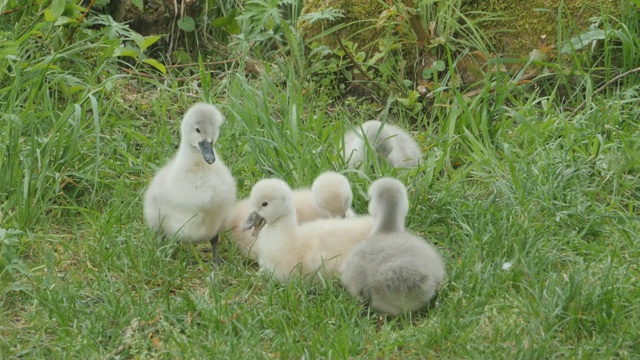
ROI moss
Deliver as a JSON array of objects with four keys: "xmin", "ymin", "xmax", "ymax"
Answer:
[
  {"xmin": 463, "ymin": 0, "xmax": 621, "ymax": 57},
  {"xmin": 300, "ymin": 0, "xmax": 621, "ymax": 58}
]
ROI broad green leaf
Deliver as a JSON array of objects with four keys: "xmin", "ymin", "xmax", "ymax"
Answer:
[
  {"xmin": 211, "ymin": 16, "xmax": 232, "ymax": 27},
  {"xmin": 178, "ymin": 16, "xmax": 196, "ymax": 32},
  {"xmin": 27, "ymin": 62, "xmax": 60, "ymax": 71},
  {"xmin": 49, "ymin": 0, "xmax": 65, "ymax": 19},
  {"xmin": 113, "ymin": 48, "xmax": 138, "ymax": 59},
  {"xmin": 408, "ymin": 89, "xmax": 419, "ymax": 102},
  {"xmin": 397, "ymin": 97, "xmax": 411, "ymax": 106},
  {"xmin": 54, "ymin": 16, "xmax": 78, "ymax": 27},
  {"xmin": 433, "ymin": 60, "xmax": 445, "ymax": 72},
  {"xmin": 0, "ymin": 41, "xmax": 18, "ymax": 58},
  {"xmin": 141, "ymin": 35, "xmax": 163, "ymax": 51},
  {"xmin": 211, "ymin": 8, "xmax": 238, "ymax": 27},
  {"xmin": 131, "ymin": 33, "xmax": 144, "ymax": 51},
  {"xmin": 225, "ymin": 21, "xmax": 242, "ymax": 35},
  {"xmin": 63, "ymin": 2, "xmax": 85, "ymax": 18},
  {"xmin": 211, "ymin": 10, "xmax": 241, "ymax": 34},
  {"xmin": 142, "ymin": 58, "xmax": 167, "ymax": 75},
  {"xmin": 44, "ymin": 9, "xmax": 56, "ymax": 22}
]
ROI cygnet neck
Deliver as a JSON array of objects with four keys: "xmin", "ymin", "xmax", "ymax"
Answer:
[
  {"xmin": 371, "ymin": 200, "xmax": 405, "ymax": 235},
  {"xmin": 269, "ymin": 208, "xmax": 298, "ymax": 229},
  {"xmin": 177, "ymin": 142, "xmax": 210, "ymax": 167}
]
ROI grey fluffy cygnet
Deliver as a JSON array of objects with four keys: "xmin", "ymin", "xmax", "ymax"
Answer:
[
  {"xmin": 340, "ymin": 177, "xmax": 445, "ymax": 316},
  {"xmin": 244, "ymin": 178, "xmax": 374, "ymax": 283},
  {"xmin": 143, "ymin": 103, "xmax": 237, "ymax": 264},
  {"xmin": 225, "ymin": 171, "xmax": 355, "ymax": 261},
  {"xmin": 343, "ymin": 120, "xmax": 422, "ymax": 168}
]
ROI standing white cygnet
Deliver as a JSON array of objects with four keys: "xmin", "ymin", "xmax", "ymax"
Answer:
[
  {"xmin": 343, "ymin": 120, "xmax": 422, "ymax": 168},
  {"xmin": 143, "ymin": 103, "xmax": 237, "ymax": 264},
  {"xmin": 244, "ymin": 178, "xmax": 374, "ymax": 283},
  {"xmin": 340, "ymin": 177, "xmax": 445, "ymax": 316},
  {"xmin": 225, "ymin": 171, "xmax": 354, "ymax": 261}
]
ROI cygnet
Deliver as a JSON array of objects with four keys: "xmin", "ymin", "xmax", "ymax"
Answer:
[
  {"xmin": 244, "ymin": 178, "xmax": 373, "ymax": 283},
  {"xmin": 340, "ymin": 177, "xmax": 445, "ymax": 316},
  {"xmin": 226, "ymin": 171, "xmax": 355, "ymax": 261},
  {"xmin": 343, "ymin": 120, "xmax": 422, "ymax": 168},
  {"xmin": 143, "ymin": 103, "xmax": 236, "ymax": 264}
]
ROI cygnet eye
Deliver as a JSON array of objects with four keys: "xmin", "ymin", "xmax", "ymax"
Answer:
[
  {"xmin": 261, "ymin": 201, "xmax": 268, "ymax": 207},
  {"xmin": 196, "ymin": 127, "xmax": 201, "ymax": 133}
]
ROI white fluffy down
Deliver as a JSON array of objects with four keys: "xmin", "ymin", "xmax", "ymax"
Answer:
[
  {"xmin": 343, "ymin": 120, "xmax": 422, "ymax": 168},
  {"xmin": 225, "ymin": 172, "xmax": 354, "ymax": 261},
  {"xmin": 143, "ymin": 103, "xmax": 236, "ymax": 247},
  {"xmin": 340, "ymin": 177, "xmax": 445, "ymax": 316},
  {"xmin": 248, "ymin": 178, "xmax": 373, "ymax": 283}
]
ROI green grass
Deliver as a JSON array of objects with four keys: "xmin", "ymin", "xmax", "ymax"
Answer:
[{"xmin": 1, "ymin": 1, "xmax": 640, "ymax": 359}]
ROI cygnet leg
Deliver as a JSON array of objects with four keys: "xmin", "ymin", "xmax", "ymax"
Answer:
[{"xmin": 210, "ymin": 233, "xmax": 220, "ymax": 265}]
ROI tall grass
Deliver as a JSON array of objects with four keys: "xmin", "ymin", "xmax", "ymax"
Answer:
[{"xmin": 1, "ymin": 0, "xmax": 639, "ymax": 358}]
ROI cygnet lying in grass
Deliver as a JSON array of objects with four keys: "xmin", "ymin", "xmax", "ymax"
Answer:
[
  {"xmin": 143, "ymin": 103, "xmax": 236, "ymax": 264},
  {"xmin": 343, "ymin": 120, "xmax": 422, "ymax": 168},
  {"xmin": 244, "ymin": 178, "xmax": 374, "ymax": 283},
  {"xmin": 226, "ymin": 172, "xmax": 355, "ymax": 261},
  {"xmin": 340, "ymin": 177, "xmax": 445, "ymax": 316}
]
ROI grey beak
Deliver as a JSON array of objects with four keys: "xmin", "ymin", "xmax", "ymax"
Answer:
[
  {"xmin": 242, "ymin": 211, "xmax": 264, "ymax": 231},
  {"xmin": 198, "ymin": 140, "xmax": 216, "ymax": 164}
]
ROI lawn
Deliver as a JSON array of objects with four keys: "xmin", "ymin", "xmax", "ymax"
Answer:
[{"xmin": 1, "ymin": 1, "xmax": 639, "ymax": 359}]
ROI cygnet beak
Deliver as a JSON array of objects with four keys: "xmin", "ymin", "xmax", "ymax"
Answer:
[
  {"xmin": 242, "ymin": 211, "xmax": 265, "ymax": 231},
  {"xmin": 198, "ymin": 139, "xmax": 216, "ymax": 164}
]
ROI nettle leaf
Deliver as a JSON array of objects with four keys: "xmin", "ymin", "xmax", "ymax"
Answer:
[
  {"xmin": 143, "ymin": 58, "xmax": 167, "ymax": 75},
  {"xmin": 141, "ymin": 35, "xmax": 163, "ymax": 51},
  {"xmin": 131, "ymin": 0, "xmax": 144, "ymax": 11},
  {"xmin": 178, "ymin": 16, "xmax": 196, "ymax": 32},
  {"xmin": 561, "ymin": 29, "xmax": 606, "ymax": 54}
]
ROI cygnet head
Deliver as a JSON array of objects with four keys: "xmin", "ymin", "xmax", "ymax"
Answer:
[
  {"xmin": 244, "ymin": 178, "xmax": 295, "ymax": 229},
  {"xmin": 180, "ymin": 103, "xmax": 225, "ymax": 164},
  {"xmin": 368, "ymin": 177, "xmax": 409, "ymax": 233},
  {"xmin": 311, "ymin": 172, "xmax": 353, "ymax": 218}
]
